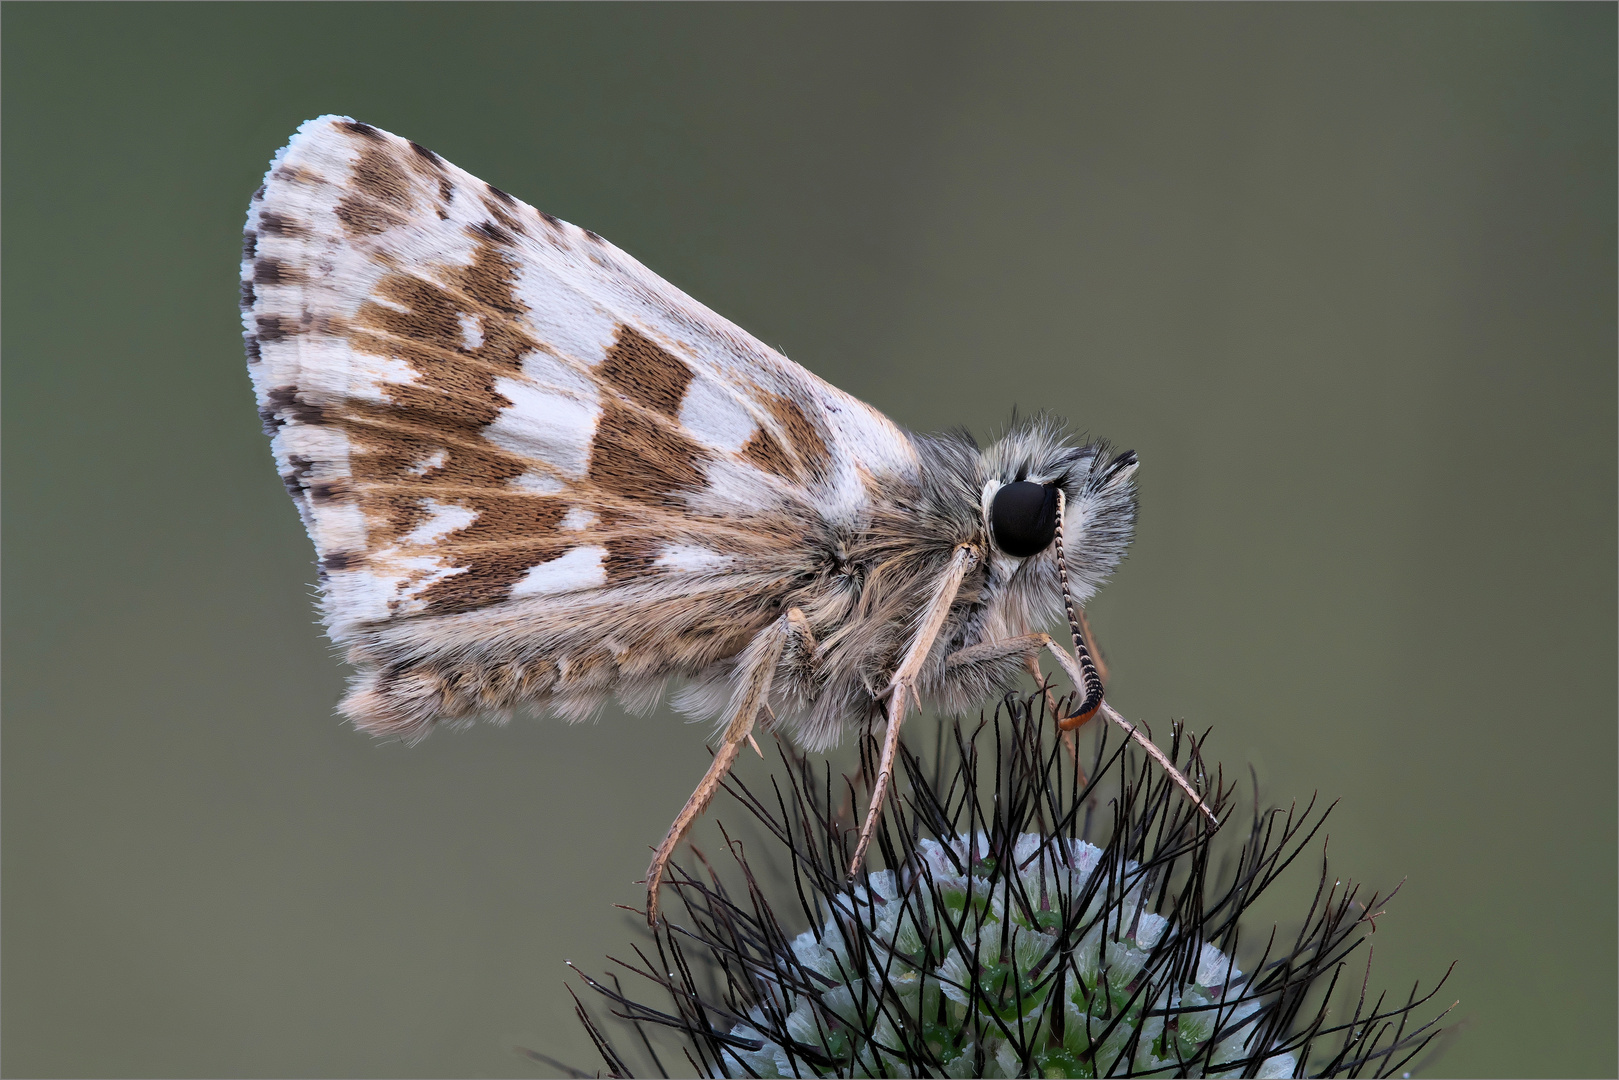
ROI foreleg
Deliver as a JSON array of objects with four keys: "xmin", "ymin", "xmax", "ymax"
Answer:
[
  {"xmin": 938, "ymin": 634, "xmax": 1094, "ymax": 781},
  {"xmin": 932, "ymin": 635, "xmax": 1047, "ymax": 714},
  {"xmin": 934, "ymin": 632, "xmax": 1093, "ymax": 725},
  {"xmin": 938, "ymin": 631, "xmax": 1215, "ymax": 823},
  {"xmin": 1039, "ymin": 638, "xmax": 1219, "ymax": 825}
]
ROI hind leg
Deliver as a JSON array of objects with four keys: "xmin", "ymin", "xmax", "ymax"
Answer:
[{"xmin": 644, "ymin": 608, "xmax": 811, "ymax": 924}]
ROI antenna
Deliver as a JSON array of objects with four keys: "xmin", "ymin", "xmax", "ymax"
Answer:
[{"xmin": 1053, "ymin": 489, "xmax": 1219, "ymax": 826}]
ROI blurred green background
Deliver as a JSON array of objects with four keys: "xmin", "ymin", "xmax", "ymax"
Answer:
[{"xmin": 4, "ymin": 4, "xmax": 1613, "ymax": 1077}]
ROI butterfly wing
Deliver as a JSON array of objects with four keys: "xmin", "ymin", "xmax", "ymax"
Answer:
[{"xmin": 242, "ymin": 116, "xmax": 919, "ymax": 735}]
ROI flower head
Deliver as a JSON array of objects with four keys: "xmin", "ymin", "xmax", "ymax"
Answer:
[{"xmin": 575, "ymin": 695, "xmax": 1453, "ymax": 1077}]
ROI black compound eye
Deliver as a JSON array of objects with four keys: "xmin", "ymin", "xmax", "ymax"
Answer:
[{"xmin": 990, "ymin": 481, "xmax": 1060, "ymax": 558}]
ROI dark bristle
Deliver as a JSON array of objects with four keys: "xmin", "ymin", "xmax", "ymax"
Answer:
[
  {"xmin": 574, "ymin": 693, "xmax": 1456, "ymax": 1077},
  {"xmin": 1105, "ymin": 448, "xmax": 1139, "ymax": 477}
]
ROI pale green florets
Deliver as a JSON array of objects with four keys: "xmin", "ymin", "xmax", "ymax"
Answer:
[{"xmin": 717, "ymin": 833, "xmax": 1298, "ymax": 1079}]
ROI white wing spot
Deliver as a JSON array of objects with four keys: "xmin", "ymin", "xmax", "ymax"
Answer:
[
  {"xmin": 520, "ymin": 350, "xmax": 597, "ymax": 397},
  {"xmin": 678, "ymin": 372, "xmax": 756, "ymax": 454},
  {"xmin": 512, "ymin": 258, "xmax": 619, "ymax": 365},
  {"xmin": 400, "ymin": 498, "xmax": 477, "ymax": 546},
  {"xmin": 654, "ymin": 545, "xmax": 735, "ymax": 573},
  {"xmin": 510, "ymin": 471, "xmax": 567, "ymax": 494},
  {"xmin": 387, "ymin": 554, "xmax": 470, "ymax": 612},
  {"xmin": 510, "ymin": 545, "xmax": 606, "ymax": 597},
  {"xmin": 368, "ymin": 293, "xmax": 411, "ymax": 315},
  {"xmin": 558, "ymin": 506, "xmax": 597, "ymax": 532},
  {"xmin": 484, "ymin": 376, "xmax": 599, "ymax": 479},
  {"xmin": 456, "ymin": 311, "xmax": 484, "ymax": 351},
  {"xmin": 407, "ymin": 448, "xmax": 449, "ymax": 476}
]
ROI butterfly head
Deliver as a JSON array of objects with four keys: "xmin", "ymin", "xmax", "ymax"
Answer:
[{"xmin": 974, "ymin": 418, "xmax": 1139, "ymax": 626}]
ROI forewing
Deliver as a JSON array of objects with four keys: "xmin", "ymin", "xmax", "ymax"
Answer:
[{"xmin": 241, "ymin": 116, "xmax": 918, "ymax": 644}]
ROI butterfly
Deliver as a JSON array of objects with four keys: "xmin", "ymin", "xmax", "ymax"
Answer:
[{"xmin": 241, "ymin": 116, "xmax": 1211, "ymax": 923}]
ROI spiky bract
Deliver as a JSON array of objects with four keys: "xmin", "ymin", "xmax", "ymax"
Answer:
[{"xmin": 574, "ymin": 695, "xmax": 1452, "ymax": 1078}]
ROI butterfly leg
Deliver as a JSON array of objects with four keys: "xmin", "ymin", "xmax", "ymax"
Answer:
[
  {"xmin": 1019, "ymin": 653, "xmax": 1092, "ymax": 782},
  {"xmin": 932, "ymin": 635, "xmax": 1047, "ymax": 709},
  {"xmin": 1048, "ymin": 612, "xmax": 1112, "ymax": 777},
  {"xmin": 936, "ymin": 633, "xmax": 1209, "ymax": 819},
  {"xmin": 933, "ymin": 632, "xmax": 1096, "ymax": 725},
  {"xmin": 772, "ymin": 607, "xmax": 819, "ymax": 718},
  {"xmin": 847, "ymin": 545, "xmax": 980, "ymax": 879},
  {"xmin": 932, "ymin": 632, "xmax": 1105, "ymax": 781},
  {"xmin": 1035, "ymin": 636, "xmax": 1220, "ymax": 825},
  {"xmin": 1024, "ymin": 609, "xmax": 1109, "ymax": 721},
  {"xmin": 645, "ymin": 608, "xmax": 802, "ymax": 924}
]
